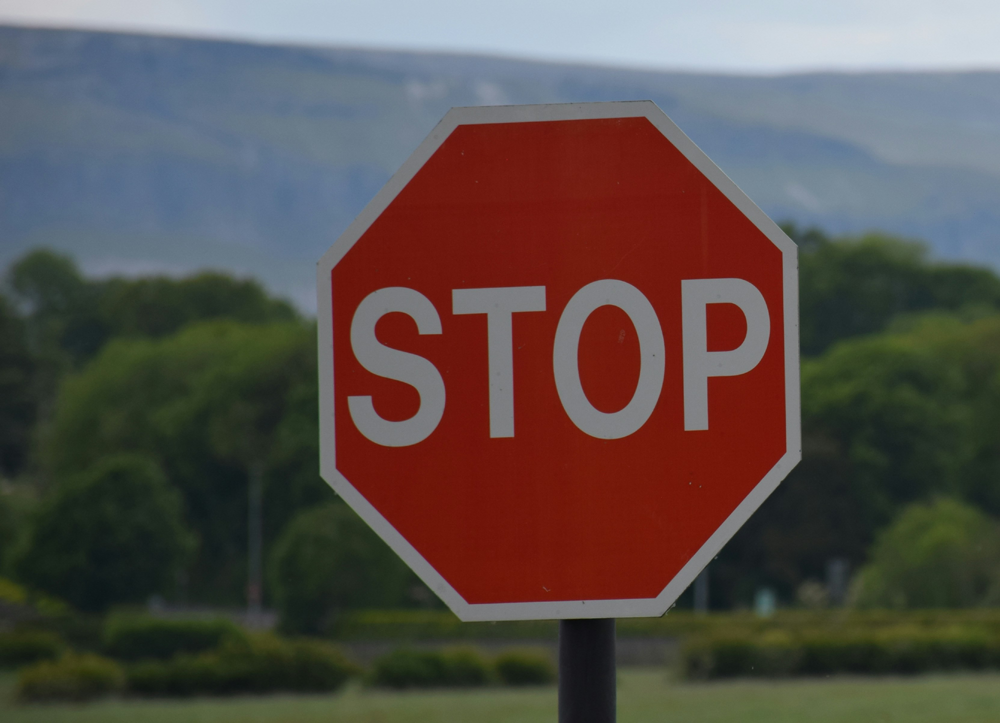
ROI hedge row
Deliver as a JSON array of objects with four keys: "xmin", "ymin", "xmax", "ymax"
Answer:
[
  {"xmin": 16, "ymin": 654, "xmax": 124, "ymax": 702},
  {"xmin": 126, "ymin": 635, "xmax": 358, "ymax": 696},
  {"xmin": 369, "ymin": 648, "xmax": 554, "ymax": 689},
  {"xmin": 0, "ymin": 631, "xmax": 64, "ymax": 668},
  {"xmin": 102, "ymin": 614, "xmax": 247, "ymax": 660},
  {"xmin": 330, "ymin": 609, "xmax": 1000, "ymax": 641},
  {"xmin": 3, "ymin": 615, "xmax": 249, "ymax": 670},
  {"xmin": 14, "ymin": 639, "xmax": 555, "ymax": 702},
  {"xmin": 495, "ymin": 650, "xmax": 557, "ymax": 686},
  {"xmin": 15, "ymin": 635, "xmax": 358, "ymax": 702},
  {"xmin": 681, "ymin": 628, "xmax": 1000, "ymax": 679}
]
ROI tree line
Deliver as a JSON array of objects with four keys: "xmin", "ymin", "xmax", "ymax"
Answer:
[
  {"xmin": 716, "ymin": 225, "xmax": 1000, "ymax": 608},
  {"xmin": 4, "ymin": 229, "xmax": 1000, "ymax": 629}
]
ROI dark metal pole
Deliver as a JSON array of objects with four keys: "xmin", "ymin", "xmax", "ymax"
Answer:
[{"xmin": 559, "ymin": 618, "xmax": 616, "ymax": 723}]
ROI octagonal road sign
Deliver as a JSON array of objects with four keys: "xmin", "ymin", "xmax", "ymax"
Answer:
[{"xmin": 317, "ymin": 101, "xmax": 800, "ymax": 621}]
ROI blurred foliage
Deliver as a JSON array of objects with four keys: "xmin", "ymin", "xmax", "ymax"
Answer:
[
  {"xmin": 102, "ymin": 614, "xmax": 247, "ymax": 661},
  {"xmin": 0, "ymin": 575, "xmax": 28, "ymax": 605},
  {"xmin": 783, "ymin": 322, "xmax": 972, "ymax": 593},
  {"xmin": 98, "ymin": 272, "xmax": 297, "ymax": 339},
  {"xmin": 788, "ymin": 224, "xmax": 1000, "ymax": 356},
  {"xmin": 0, "ymin": 575, "xmax": 72, "ymax": 620},
  {"xmin": 329, "ymin": 608, "xmax": 1000, "ymax": 641},
  {"xmin": 8, "ymin": 231, "xmax": 1000, "ymax": 614},
  {"xmin": 0, "ymin": 292, "xmax": 38, "ymax": 478},
  {"xmin": 802, "ymin": 332, "xmax": 967, "ymax": 515},
  {"xmin": 41, "ymin": 319, "xmax": 327, "ymax": 603},
  {"xmin": 124, "ymin": 634, "xmax": 359, "ymax": 697},
  {"xmin": 16, "ymin": 652, "xmax": 125, "ymax": 703},
  {"xmin": 367, "ymin": 647, "xmax": 494, "ymax": 689},
  {"xmin": 6, "ymin": 249, "xmax": 297, "ymax": 368},
  {"xmin": 12, "ymin": 454, "xmax": 193, "ymax": 612},
  {"xmin": 680, "ymin": 626, "xmax": 1000, "ymax": 679},
  {"xmin": 6, "ymin": 249, "xmax": 102, "ymax": 365},
  {"xmin": 0, "ymin": 630, "xmax": 65, "ymax": 668},
  {"xmin": 269, "ymin": 503, "xmax": 430, "ymax": 634},
  {"xmin": 854, "ymin": 499, "xmax": 1000, "ymax": 609},
  {"xmin": 715, "ymin": 307, "xmax": 1000, "ymax": 607},
  {"xmin": 493, "ymin": 649, "xmax": 556, "ymax": 686},
  {"xmin": 0, "ymin": 485, "xmax": 35, "ymax": 576}
]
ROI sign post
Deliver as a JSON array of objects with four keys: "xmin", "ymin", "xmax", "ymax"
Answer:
[
  {"xmin": 559, "ymin": 619, "xmax": 616, "ymax": 723},
  {"xmin": 317, "ymin": 101, "xmax": 800, "ymax": 721}
]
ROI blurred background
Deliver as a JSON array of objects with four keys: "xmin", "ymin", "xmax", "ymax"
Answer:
[{"xmin": 3, "ymin": 1, "xmax": 1000, "ymax": 719}]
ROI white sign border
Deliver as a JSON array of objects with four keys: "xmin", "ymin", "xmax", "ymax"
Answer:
[{"xmin": 317, "ymin": 101, "xmax": 801, "ymax": 622}]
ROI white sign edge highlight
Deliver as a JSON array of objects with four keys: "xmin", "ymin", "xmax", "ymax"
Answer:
[{"xmin": 316, "ymin": 100, "xmax": 801, "ymax": 622}]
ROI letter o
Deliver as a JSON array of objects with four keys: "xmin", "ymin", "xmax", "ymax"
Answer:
[{"xmin": 552, "ymin": 279, "xmax": 665, "ymax": 439}]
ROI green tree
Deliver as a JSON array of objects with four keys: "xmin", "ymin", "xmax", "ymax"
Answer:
[
  {"xmin": 801, "ymin": 331, "xmax": 969, "ymax": 521},
  {"xmin": 190, "ymin": 314, "xmax": 313, "ymax": 613},
  {"xmin": 5, "ymin": 249, "xmax": 298, "ymax": 369},
  {"xmin": 42, "ymin": 321, "xmax": 327, "ymax": 604},
  {"xmin": 904, "ymin": 315, "xmax": 1000, "ymax": 516},
  {"xmin": 714, "ymin": 312, "xmax": 993, "ymax": 607},
  {"xmin": 786, "ymin": 225, "xmax": 1000, "ymax": 356},
  {"xmin": 268, "ymin": 503, "xmax": 425, "ymax": 634},
  {"xmin": 0, "ymin": 486, "xmax": 35, "ymax": 576},
  {"xmin": 13, "ymin": 454, "xmax": 193, "ymax": 612},
  {"xmin": 853, "ymin": 498, "xmax": 1000, "ymax": 609},
  {"xmin": 6, "ymin": 249, "xmax": 106, "ymax": 364},
  {"xmin": 98, "ymin": 272, "xmax": 297, "ymax": 339},
  {"xmin": 0, "ymin": 293, "xmax": 37, "ymax": 477},
  {"xmin": 711, "ymin": 431, "xmax": 868, "ymax": 608}
]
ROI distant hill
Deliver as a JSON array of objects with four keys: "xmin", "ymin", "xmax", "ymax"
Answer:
[{"xmin": 2, "ymin": 25, "xmax": 1000, "ymax": 310}]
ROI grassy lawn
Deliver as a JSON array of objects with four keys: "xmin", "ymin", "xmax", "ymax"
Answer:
[{"xmin": 4, "ymin": 669, "xmax": 1000, "ymax": 723}]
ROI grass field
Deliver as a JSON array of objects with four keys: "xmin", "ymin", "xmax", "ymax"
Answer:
[{"xmin": 4, "ymin": 669, "xmax": 1000, "ymax": 723}]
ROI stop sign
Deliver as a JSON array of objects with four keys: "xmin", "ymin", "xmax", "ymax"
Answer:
[{"xmin": 317, "ymin": 101, "xmax": 800, "ymax": 621}]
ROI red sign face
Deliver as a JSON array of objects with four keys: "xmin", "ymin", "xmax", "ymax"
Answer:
[{"xmin": 317, "ymin": 102, "xmax": 800, "ymax": 621}]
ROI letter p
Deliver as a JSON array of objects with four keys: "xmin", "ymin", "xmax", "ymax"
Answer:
[{"xmin": 681, "ymin": 278, "xmax": 770, "ymax": 431}]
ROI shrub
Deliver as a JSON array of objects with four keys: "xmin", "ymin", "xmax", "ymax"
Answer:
[
  {"xmin": 0, "ymin": 576, "xmax": 28, "ymax": 605},
  {"xmin": 797, "ymin": 634, "xmax": 891, "ymax": 675},
  {"xmin": 440, "ymin": 648, "xmax": 494, "ymax": 687},
  {"xmin": 12, "ymin": 454, "xmax": 194, "ymax": 612},
  {"xmin": 40, "ymin": 613, "xmax": 103, "ymax": 652},
  {"xmin": 283, "ymin": 637, "xmax": 361, "ymax": 692},
  {"xmin": 368, "ymin": 647, "xmax": 493, "ymax": 689},
  {"xmin": 125, "ymin": 634, "xmax": 358, "ymax": 697},
  {"xmin": 367, "ymin": 649, "xmax": 444, "ymax": 689},
  {"xmin": 16, "ymin": 653, "xmax": 124, "ymax": 702},
  {"xmin": 494, "ymin": 650, "xmax": 555, "ymax": 686},
  {"xmin": 853, "ymin": 498, "xmax": 1000, "ymax": 609},
  {"xmin": 103, "ymin": 614, "xmax": 245, "ymax": 661},
  {"xmin": 679, "ymin": 628, "xmax": 1000, "ymax": 679},
  {"xmin": 0, "ymin": 630, "xmax": 64, "ymax": 668},
  {"xmin": 682, "ymin": 636, "xmax": 760, "ymax": 679}
]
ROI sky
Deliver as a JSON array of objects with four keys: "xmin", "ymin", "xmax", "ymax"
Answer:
[{"xmin": 1, "ymin": 0, "xmax": 999, "ymax": 73}]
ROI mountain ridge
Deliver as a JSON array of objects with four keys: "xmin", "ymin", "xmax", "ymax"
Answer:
[{"xmin": 2, "ymin": 25, "xmax": 999, "ymax": 309}]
